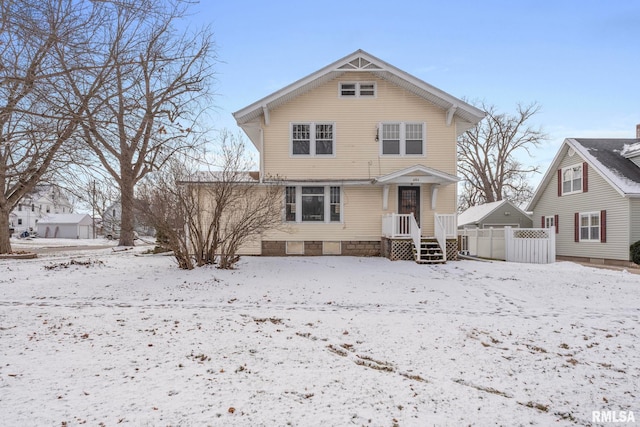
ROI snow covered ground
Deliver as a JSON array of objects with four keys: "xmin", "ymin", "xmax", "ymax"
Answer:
[{"xmin": 0, "ymin": 241, "xmax": 638, "ymax": 426}]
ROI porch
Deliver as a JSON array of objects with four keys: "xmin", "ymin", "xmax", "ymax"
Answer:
[{"xmin": 381, "ymin": 213, "xmax": 457, "ymax": 263}]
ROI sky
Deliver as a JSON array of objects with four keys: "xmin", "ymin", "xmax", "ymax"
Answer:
[{"xmin": 186, "ymin": 0, "xmax": 640, "ymax": 183}]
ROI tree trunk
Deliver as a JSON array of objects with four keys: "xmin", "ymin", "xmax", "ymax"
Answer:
[
  {"xmin": 118, "ymin": 171, "xmax": 136, "ymax": 247},
  {"xmin": 0, "ymin": 207, "xmax": 12, "ymax": 254}
]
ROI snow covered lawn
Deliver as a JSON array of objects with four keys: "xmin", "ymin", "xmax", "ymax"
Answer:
[{"xmin": 0, "ymin": 246, "xmax": 638, "ymax": 426}]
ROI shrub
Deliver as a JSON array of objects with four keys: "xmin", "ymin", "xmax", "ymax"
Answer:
[{"xmin": 630, "ymin": 240, "xmax": 640, "ymax": 265}]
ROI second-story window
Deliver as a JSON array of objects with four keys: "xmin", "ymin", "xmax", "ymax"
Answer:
[
  {"xmin": 291, "ymin": 123, "xmax": 334, "ymax": 156},
  {"xmin": 380, "ymin": 122, "xmax": 425, "ymax": 156},
  {"xmin": 562, "ymin": 164, "xmax": 582, "ymax": 194}
]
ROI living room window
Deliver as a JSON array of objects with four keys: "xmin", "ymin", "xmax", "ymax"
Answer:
[
  {"xmin": 562, "ymin": 164, "xmax": 582, "ymax": 194},
  {"xmin": 291, "ymin": 123, "xmax": 334, "ymax": 156},
  {"xmin": 380, "ymin": 122, "xmax": 425, "ymax": 156},
  {"xmin": 339, "ymin": 82, "xmax": 376, "ymax": 97},
  {"xmin": 285, "ymin": 186, "xmax": 342, "ymax": 223}
]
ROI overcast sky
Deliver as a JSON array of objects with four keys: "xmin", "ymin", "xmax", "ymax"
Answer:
[{"xmin": 187, "ymin": 0, "xmax": 640, "ymax": 178}]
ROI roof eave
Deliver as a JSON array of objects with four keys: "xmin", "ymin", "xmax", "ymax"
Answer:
[{"xmin": 233, "ymin": 49, "xmax": 486, "ymax": 129}]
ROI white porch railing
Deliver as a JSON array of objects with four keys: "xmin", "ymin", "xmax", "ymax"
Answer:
[
  {"xmin": 434, "ymin": 215, "xmax": 447, "ymax": 262},
  {"xmin": 434, "ymin": 213, "xmax": 457, "ymax": 239},
  {"xmin": 382, "ymin": 213, "xmax": 422, "ymax": 261},
  {"xmin": 382, "ymin": 213, "xmax": 415, "ymax": 238}
]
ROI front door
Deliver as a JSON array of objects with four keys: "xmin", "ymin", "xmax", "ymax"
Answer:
[{"xmin": 398, "ymin": 186, "xmax": 420, "ymax": 226}]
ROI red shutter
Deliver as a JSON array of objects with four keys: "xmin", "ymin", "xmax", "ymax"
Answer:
[
  {"xmin": 541, "ymin": 216, "xmax": 545, "ymax": 228},
  {"xmin": 574, "ymin": 212, "xmax": 579, "ymax": 242},
  {"xmin": 558, "ymin": 170, "xmax": 562, "ymax": 196},
  {"xmin": 600, "ymin": 210, "xmax": 606, "ymax": 243},
  {"xmin": 583, "ymin": 162, "xmax": 588, "ymax": 193},
  {"xmin": 554, "ymin": 214, "xmax": 559, "ymax": 234}
]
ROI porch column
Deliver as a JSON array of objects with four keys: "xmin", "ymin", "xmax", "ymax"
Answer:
[{"xmin": 431, "ymin": 184, "xmax": 439, "ymax": 210}]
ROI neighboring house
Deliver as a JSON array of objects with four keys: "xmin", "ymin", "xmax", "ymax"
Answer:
[
  {"xmin": 458, "ymin": 200, "xmax": 532, "ymax": 229},
  {"xmin": 37, "ymin": 214, "xmax": 94, "ymax": 239},
  {"xmin": 528, "ymin": 136, "xmax": 640, "ymax": 266},
  {"xmin": 9, "ymin": 212, "xmax": 17, "ymax": 234},
  {"xmin": 219, "ymin": 49, "xmax": 485, "ymax": 263},
  {"xmin": 12, "ymin": 184, "xmax": 73, "ymax": 233},
  {"xmin": 103, "ymin": 200, "xmax": 154, "ymax": 238}
]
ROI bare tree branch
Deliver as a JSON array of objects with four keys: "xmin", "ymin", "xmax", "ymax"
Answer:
[{"xmin": 457, "ymin": 102, "xmax": 546, "ymax": 211}]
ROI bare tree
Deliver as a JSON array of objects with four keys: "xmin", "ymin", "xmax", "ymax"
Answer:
[
  {"xmin": 0, "ymin": 0, "xmax": 109, "ymax": 253},
  {"xmin": 457, "ymin": 102, "xmax": 546, "ymax": 211},
  {"xmin": 137, "ymin": 133, "xmax": 285, "ymax": 270},
  {"xmin": 61, "ymin": 0, "xmax": 216, "ymax": 247}
]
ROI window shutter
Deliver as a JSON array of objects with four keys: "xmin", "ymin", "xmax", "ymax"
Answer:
[
  {"xmin": 541, "ymin": 216, "xmax": 545, "ymax": 228},
  {"xmin": 574, "ymin": 212, "xmax": 579, "ymax": 242},
  {"xmin": 600, "ymin": 210, "xmax": 606, "ymax": 243},
  {"xmin": 583, "ymin": 162, "xmax": 588, "ymax": 193},
  {"xmin": 554, "ymin": 214, "xmax": 559, "ymax": 234},
  {"xmin": 557, "ymin": 170, "xmax": 562, "ymax": 196}
]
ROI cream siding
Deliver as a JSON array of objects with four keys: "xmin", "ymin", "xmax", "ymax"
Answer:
[
  {"xmin": 265, "ymin": 186, "xmax": 383, "ymax": 241},
  {"xmin": 262, "ymin": 72, "xmax": 457, "ymax": 180},
  {"xmin": 532, "ymin": 149, "xmax": 631, "ymax": 261}
]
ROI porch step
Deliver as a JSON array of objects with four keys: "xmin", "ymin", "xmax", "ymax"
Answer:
[{"xmin": 412, "ymin": 240, "xmax": 445, "ymax": 264}]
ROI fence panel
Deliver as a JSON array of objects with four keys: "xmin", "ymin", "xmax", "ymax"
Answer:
[
  {"xmin": 460, "ymin": 227, "xmax": 555, "ymax": 264},
  {"xmin": 504, "ymin": 227, "xmax": 555, "ymax": 264}
]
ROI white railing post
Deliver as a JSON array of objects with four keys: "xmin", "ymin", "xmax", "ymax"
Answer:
[{"xmin": 434, "ymin": 214, "xmax": 447, "ymax": 262}]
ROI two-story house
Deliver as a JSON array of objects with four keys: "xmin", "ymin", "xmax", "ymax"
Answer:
[
  {"xmin": 229, "ymin": 50, "xmax": 484, "ymax": 263},
  {"xmin": 528, "ymin": 133, "xmax": 640, "ymax": 267},
  {"xmin": 11, "ymin": 184, "xmax": 73, "ymax": 234}
]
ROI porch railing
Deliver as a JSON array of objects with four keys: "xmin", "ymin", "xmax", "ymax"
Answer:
[
  {"xmin": 382, "ymin": 213, "xmax": 415, "ymax": 238},
  {"xmin": 382, "ymin": 213, "xmax": 422, "ymax": 261}
]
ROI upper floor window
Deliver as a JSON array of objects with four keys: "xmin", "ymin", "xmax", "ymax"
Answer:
[
  {"xmin": 380, "ymin": 122, "xmax": 425, "ymax": 156},
  {"xmin": 291, "ymin": 123, "xmax": 334, "ymax": 156},
  {"xmin": 339, "ymin": 82, "xmax": 376, "ymax": 97},
  {"xmin": 562, "ymin": 164, "xmax": 582, "ymax": 194}
]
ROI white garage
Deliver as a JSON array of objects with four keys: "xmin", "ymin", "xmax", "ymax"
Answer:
[{"xmin": 37, "ymin": 214, "xmax": 94, "ymax": 239}]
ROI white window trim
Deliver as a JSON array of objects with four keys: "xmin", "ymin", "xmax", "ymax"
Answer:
[
  {"xmin": 284, "ymin": 185, "xmax": 343, "ymax": 224},
  {"xmin": 290, "ymin": 122, "xmax": 336, "ymax": 157},
  {"xmin": 579, "ymin": 211, "xmax": 600, "ymax": 242},
  {"xmin": 561, "ymin": 163, "xmax": 583, "ymax": 195},
  {"xmin": 544, "ymin": 216, "xmax": 555, "ymax": 228},
  {"xmin": 339, "ymin": 81, "xmax": 376, "ymax": 98},
  {"xmin": 379, "ymin": 122, "xmax": 426, "ymax": 156}
]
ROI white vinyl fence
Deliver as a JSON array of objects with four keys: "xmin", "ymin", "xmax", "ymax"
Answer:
[{"xmin": 459, "ymin": 227, "xmax": 555, "ymax": 264}]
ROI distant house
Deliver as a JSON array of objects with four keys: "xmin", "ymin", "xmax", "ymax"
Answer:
[
  {"xmin": 102, "ymin": 200, "xmax": 154, "ymax": 238},
  {"xmin": 458, "ymin": 200, "xmax": 532, "ymax": 229},
  {"xmin": 528, "ymin": 136, "xmax": 640, "ymax": 266},
  {"xmin": 11, "ymin": 184, "xmax": 73, "ymax": 233},
  {"xmin": 37, "ymin": 214, "xmax": 94, "ymax": 239}
]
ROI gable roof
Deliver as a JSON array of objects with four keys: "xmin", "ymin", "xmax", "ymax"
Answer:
[
  {"xmin": 528, "ymin": 138, "xmax": 640, "ymax": 210},
  {"xmin": 373, "ymin": 164, "xmax": 459, "ymax": 185},
  {"xmin": 38, "ymin": 214, "xmax": 92, "ymax": 225},
  {"xmin": 233, "ymin": 49, "xmax": 485, "ymax": 147},
  {"xmin": 458, "ymin": 200, "xmax": 529, "ymax": 227}
]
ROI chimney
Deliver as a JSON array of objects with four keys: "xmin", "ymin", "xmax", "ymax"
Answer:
[{"xmin": 637, "ymin": 124, "xmax": 640, "ymax": 138}]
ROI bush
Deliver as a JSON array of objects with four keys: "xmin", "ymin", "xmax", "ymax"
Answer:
[{"xmin": 630, "ymin": 240, "xmax": 640, "ymax": 265}]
